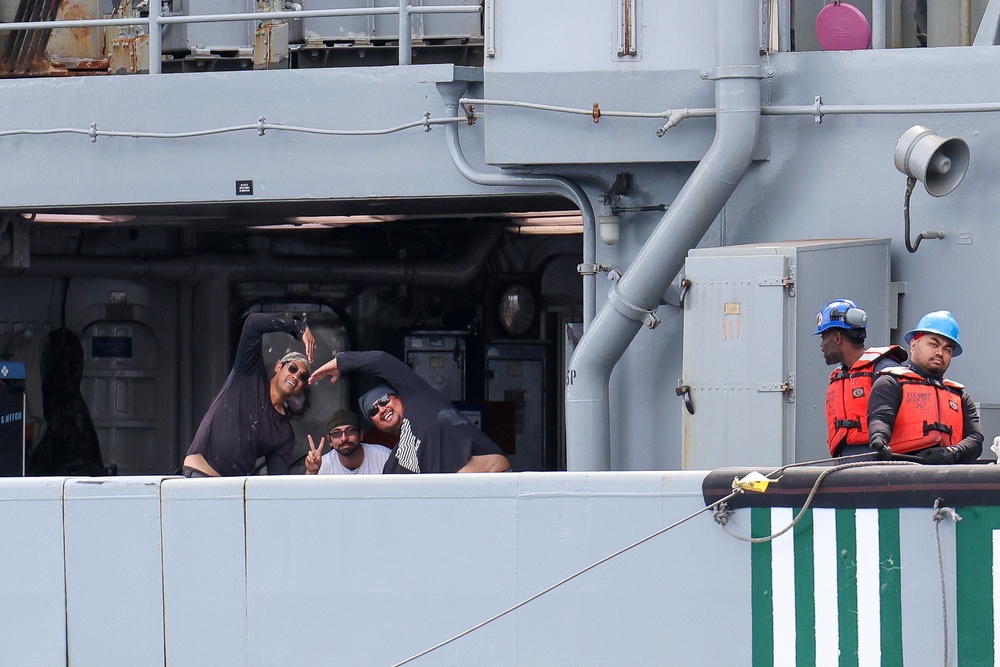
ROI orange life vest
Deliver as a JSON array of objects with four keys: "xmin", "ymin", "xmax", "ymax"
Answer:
[
  {"xmin": 880, "ymin": 367, "xmax": 965, "ymax": 454},
  {"xmin": 825, "ymin": 346, "xmax": 906, "ymax": 455}
]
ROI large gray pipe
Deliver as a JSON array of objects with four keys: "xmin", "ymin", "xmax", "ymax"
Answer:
[
  {"xmin": 10, "ymin": 225, "xmax": 502, "ymax": 287},
  {"xmin": 564, "ymin": 0, "xmax": 763, "ymax": 470},
  {"xmin": 438, "ymin": 87, "xmax": 598, "ymax": 326}
]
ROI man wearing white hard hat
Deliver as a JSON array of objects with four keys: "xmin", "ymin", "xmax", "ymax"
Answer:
[{"xmin": 867, "ymin": 311, "xmax": 982, "ymax": 464}]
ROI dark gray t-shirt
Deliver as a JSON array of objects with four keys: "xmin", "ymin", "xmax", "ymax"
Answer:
[{"xmin": 186, "ymin": 313, "xmax": 304, "ymax": 476}]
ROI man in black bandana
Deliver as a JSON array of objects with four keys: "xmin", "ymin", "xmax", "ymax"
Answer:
[
  {"xmin": 309, "ymin": 351, "xmax": 510, "ymax": 473},
  {"xmin": 183, "ymin": 313, "xmax": 314, "ymax": 477}
]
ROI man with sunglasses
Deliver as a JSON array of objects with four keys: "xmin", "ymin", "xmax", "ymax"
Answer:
[
  {"xmin": 183, "ymin": 312, "xmax": 314, "ymax": 477},
  {"xmin": 309, "ymin": 351, "xmax": 511, "ymax": 474},
  {"xmin": 304, "ymin": 408, "xmax": 390, "ymax": 475}
]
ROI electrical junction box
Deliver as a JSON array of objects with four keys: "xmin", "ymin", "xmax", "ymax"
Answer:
[{"xmin": 679, "ymin": 238, "xmax": 891, "ymax": 469}]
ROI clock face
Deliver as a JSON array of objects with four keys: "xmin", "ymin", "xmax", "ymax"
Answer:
[{"xmin": 499, "ymin": 284, "xmax": 535, "ymax": 336}]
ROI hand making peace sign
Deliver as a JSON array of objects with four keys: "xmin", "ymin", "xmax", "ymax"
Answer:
[{"xmin": 305, "ymin": 434, "xmax": 326, "ymax": 475}]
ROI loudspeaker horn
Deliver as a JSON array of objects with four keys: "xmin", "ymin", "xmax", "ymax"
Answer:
[{"xmin": 894, "ymin": 125, "xmax": 970, "ymax": 197}]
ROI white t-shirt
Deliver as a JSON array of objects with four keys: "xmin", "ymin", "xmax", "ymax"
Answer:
[{"xmin": 318, "ymin": 442, "xmax": 392, "ymax": 475}]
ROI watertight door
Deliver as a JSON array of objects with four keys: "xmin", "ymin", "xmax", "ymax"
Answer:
[
  {"xmin": 680, "ymin": 253, "xmax": 791, "ymax": 468},
  {"xmin": 81, "ymin": 322, "xmax": 170, "ymax": 475}
]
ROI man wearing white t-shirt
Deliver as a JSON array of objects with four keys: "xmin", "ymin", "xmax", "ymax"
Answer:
[{"xmin": 305, "ymin": 408, "xmax": 391, "ymax": 475}]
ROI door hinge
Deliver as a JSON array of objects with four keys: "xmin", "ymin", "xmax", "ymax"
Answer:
[
  {"xmin": 757, "ymin": 374, "xmax": 795, "ymax": 402},
  {"xmin": 758, "ymin": 275, "xmax": 795, "ymax": 296}
]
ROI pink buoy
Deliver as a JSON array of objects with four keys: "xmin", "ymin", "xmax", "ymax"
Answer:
[{"xmin": 815, "ymin": 1, "xmax": 872, "ymax": 51}]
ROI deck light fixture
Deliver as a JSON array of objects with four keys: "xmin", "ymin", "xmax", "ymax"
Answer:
[{"xmin": 893, "ymin": 125, "xmax": 970, "ymax": 253}]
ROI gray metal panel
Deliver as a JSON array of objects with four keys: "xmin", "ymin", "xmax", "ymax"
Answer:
[
  {"xmin": 64, "ymin": 477, "xmax": 166, "ymax": 667},
  {"xmin": 513, "ymin": 471, "xmax": 750, "ymax": 665},
  {"xmin": 373, "ymin": 0, "xmax": 482, "ymax": 40},
  {"xmin": 300, "ymin": 0, "xmax": 376, "ymax": 43},
  {"xmin": 161, "ymin": 477, "xmax": 248, "ymax": 665},
  {"xmin": 486, "ymin": 342, "xmax": 545, "ymax": 471},
  {"xmin": 0, "ymin": 65, "xmax": 510, "ymax": 209},
  {"xmin": 790, "ymin": 238, "xmax": 891, "ymax": 462},
  {"xmin": 0, "ymin": 478, "xmax": 65, "ymax": 667},
  {"xmin": 684, "ymin": 239, "xmax": 891, "ymax": 466},
  {"xmin": 161, "ymin": 0, "xmax": 256, "ymax": 53},
  {"xmin": 302, "ymin": 0, "xmax": 483, "ymax": 42},
  {"xmin": 975, "ymin": 402, "xmax": 1000, "ymax": 460},
  {"xmin": 243, "ymin": 474, "xmax": 518, "ymax": 665},
  {"xmin": 405, "ymin": 333, "xmax": 466, "ymax": 401},
  {"xmin": 681, "ymin": 252, "xmax": 791, "ymax": 468}
]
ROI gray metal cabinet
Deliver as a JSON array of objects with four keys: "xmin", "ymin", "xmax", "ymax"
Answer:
[
  {"xmin": 405, "ymin": 332, "xmax": 466, "ymax": 402},
  {"xmin": 680, "ymin": 238, "xmax": 891, "ymax": 468},
  {"xmin": 486, "ymin": 342, "xmax": 546, "ymax": 471}
]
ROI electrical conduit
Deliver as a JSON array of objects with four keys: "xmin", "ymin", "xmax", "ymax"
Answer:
[{"xmin": 438, "ymin": 86, "xmax": 598, "ymax": 326}]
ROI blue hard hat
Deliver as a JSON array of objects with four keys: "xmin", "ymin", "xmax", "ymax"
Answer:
[
  {"xmin": 813, "ymin": 299, "xmax": 868, "ymax": 335},
  {"xmin": 904, "ymin": 310, "xmax": 962, "ymax": 356}
]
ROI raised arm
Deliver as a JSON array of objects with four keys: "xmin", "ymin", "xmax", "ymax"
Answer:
[
  {"xmin": 233, "ymin": 313, "xmax": 310, "ymax": 375},
  {"xmin": 332, "ymin": 350, "xmax": 437, "ymax": 398}
]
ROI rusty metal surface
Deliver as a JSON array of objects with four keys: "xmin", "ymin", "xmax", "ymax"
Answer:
[
  {"xmin": 253, "ymin": 20, "xmax": 288, "ymax": 70},
  {"xmin": 109, "ymin": 32, "xmax": 147, "ymax": 74},
  {"xmin": 0, "ymin": 0, "xmax": 110, "ymax": 76}
]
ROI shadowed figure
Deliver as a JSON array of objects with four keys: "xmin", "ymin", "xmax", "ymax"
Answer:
[{"xmin": 26, "ymin": 328, "xmax": 104, "ymax": 476}]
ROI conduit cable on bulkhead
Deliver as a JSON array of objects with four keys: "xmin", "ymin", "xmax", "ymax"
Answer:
[
  {"xmin": 460, "ymin": 96, "xmax": 1000, "ymax": 135},
  {"xmin": 0, "ymin": 114, "xmax": 473, "ymax": 143},
  {"xmin": 7, "ymin": 97, "xmax": 1000, "ymax": 145}
]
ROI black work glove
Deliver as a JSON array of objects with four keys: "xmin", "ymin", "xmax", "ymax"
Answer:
[
  {"xmin": 914, "ymin": 446, "xmax": 958, "ymax": 465},
  {"xmin": 869, "ymin": 434, "xmax": 891, "ymax": 460}
]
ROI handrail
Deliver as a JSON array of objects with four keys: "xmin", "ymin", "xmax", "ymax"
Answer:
[{"xmin": 0, "ymin": 2, "xmax": 483, "ymax": 73}]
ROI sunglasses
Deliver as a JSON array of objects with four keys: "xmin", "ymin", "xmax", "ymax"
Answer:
[
  {"xmin": 285, "ymin": 362, "xmax": 310, "ymax": 382},
  {"xmin": 328, "ymin": 426, "xmax": 359, "ymax": 440},
  {"xmin": 367, "ymin": 394, "xmax": 392, "ymax": 418}
]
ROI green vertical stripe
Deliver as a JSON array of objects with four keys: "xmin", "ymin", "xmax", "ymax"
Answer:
[
  {"xmin": 836, "ymin": 509, "xmax": 858, "ymax": 667},
  {"xmin": 878, "ymin": 508, "xmax": 903, "ymax": 667},
  {"xmin": 752, "ymin": 507, "xmax": 774, "ymax": 667},
  {"xmin": 956, "ymin": 505, "xmax": 1000, "ymax": 667},
  {"xmin": 793, "ymin": 508, "xmax": 815, "ymax": 667}
]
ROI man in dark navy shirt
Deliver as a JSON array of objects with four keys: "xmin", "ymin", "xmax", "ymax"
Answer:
[
  {"xmin": 309, "ymin": 350, "xmax": 510, "ymax": 473},
  {"xmin": 183, "ymin": 313, "xmax": 314, "ymax": 477}
]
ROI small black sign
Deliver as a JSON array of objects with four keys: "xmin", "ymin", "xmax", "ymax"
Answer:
[
  {"xmin": 92, "ymin": 336, "xmax": 133, "ymax": 359},
  {"xmin": 236, "ymin": 180, "xmax": 254, "ymax": 196}
]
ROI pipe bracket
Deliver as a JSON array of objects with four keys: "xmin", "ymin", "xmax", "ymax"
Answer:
[
  {"xmin": 607, "ymin": 269, "xmax": 660, "ymax": 329},
  {"xmin": 577, "ymin": 262, "xmax": 610, "ymax": 276},
  {"xmin": 812, "ymin": 96, "xmax": 824, "ymax": 124},
  {"xmin": 700, "ymin": 64, "xmax": 773, "ymax": 81}
]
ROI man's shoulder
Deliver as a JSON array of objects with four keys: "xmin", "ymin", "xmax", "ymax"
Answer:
[{"xmin": 361, "ymin": 442, "xmax": 392, "ymax": 469}]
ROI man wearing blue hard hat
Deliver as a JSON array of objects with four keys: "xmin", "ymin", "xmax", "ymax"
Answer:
[
  {"xmin": 867, "ymin": 310, "xmax": 983, "ymax": 464},
  {"xmin": 814, "ymin": 299, "xmax": 908, "ymax": 457}
]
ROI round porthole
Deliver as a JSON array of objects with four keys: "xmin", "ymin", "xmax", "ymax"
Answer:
[{"xmin": 498, "ymin": 284, "xmax": 536, "ymax": 336}]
